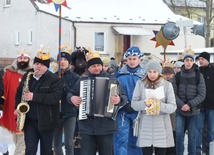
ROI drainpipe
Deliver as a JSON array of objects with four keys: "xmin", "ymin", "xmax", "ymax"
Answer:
[{"xmin": 72, "ymin": 22, "xmax": 77, "ymax": 47}]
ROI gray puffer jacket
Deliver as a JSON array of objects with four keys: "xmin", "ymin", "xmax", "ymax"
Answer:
[
  {"xmin": 172, "ymin": 64, "xmax": 206, "ymax": 116},
  {"xmin": 131, "ymin": 76, "xmax": 176, "ymax": 147}
]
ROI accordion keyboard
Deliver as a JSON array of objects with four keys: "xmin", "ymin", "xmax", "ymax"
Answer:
[{"xmin": 79, "ymin": 80, "xmax": 89, "ymax": 120}]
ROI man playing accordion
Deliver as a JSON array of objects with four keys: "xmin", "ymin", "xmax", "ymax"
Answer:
[{"xmin": 67, "ymin": 51, "xmax": 127, "ymax": 155}]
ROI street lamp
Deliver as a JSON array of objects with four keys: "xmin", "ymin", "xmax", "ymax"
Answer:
[{"xmin": 176, "ymin": 19, "xmax": 193, "ymax": 49}]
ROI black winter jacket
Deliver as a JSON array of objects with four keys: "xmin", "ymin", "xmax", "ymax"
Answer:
[
  {"xmin": 172, "ymin": 64, "xmax": 206, "ymax": 116},
  {"xmin": 58, "ymin": 69, "xmax": 80, "ymax": 118},
  {"xmin": 67, "ymin": 70, "xmax": 127, "ymax": 135},
  {"xmin": 16, "ymin": 69, "xmax": 63, "ymax": 131},
  {"xmin": 199, "ymin": 64, "xmax": 214, "ymax": 110}
]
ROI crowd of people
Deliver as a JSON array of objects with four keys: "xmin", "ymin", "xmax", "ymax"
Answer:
[{"xmin": 0, "ymin": 45, "xmax": 213, "ymax": 155}]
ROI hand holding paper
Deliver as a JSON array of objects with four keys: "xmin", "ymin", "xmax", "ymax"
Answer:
[{"xmin": 145, "ymin": 86, "xmax": 165, "ymax": 99}]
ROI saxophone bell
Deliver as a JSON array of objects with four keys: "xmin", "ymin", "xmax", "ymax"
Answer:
[
  {"xmin": 16, "ymin": 102, "xmax": 30, "ymax": 131},
  {"xmin": 17, "ymin": 102, "xmax": 30, "ymax": 114}
]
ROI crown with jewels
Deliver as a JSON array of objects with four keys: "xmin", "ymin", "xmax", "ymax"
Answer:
[
  {"xmin": 61, "ymin": 44, "xmax": 72, "ymax": 54},
  {"xmin": 35, "ymin": 47, "xmax": 50, "ymax": 60},
  {"xmin": 183, "ymin": 46, "xmax": 194, "ymax": 56},
  {"xmin": 17, "ymin": 49, "xmax": 31, "ymax": 58},
  {"xmin": 162, "ymin": 59, "xmax": 174, "ymax": 68},
  {"xmin": 86, "ymin": 51, "xmax": 100, "ymax": 61}
]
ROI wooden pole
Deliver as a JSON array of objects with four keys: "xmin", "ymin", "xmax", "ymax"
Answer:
[{"xmin": 58, "ymin": 4, "xmax": 62, "ymax": 78}]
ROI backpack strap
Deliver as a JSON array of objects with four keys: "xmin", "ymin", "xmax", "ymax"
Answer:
[
  {"xmin": 175, "ymin": 72, "xmax": 180, "ymax": 87},
  {"xmin": 195, "ymin": 70, "xmax": 200, "ymax": 85},
  {"xmin": 175, "ymin": 70, "xmax": 200, "ymax": 87}
]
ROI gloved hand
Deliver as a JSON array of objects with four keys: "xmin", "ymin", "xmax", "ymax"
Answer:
[
  {"xmin": 0, "ymin": 110, "xmax": 3, "ymax": 118},
  {"xmin": 123, "ymin": 104, "xmax": 134, "ymax": 114}
]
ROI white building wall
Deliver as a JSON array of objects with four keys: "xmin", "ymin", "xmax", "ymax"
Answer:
[
  {"xmin": 0, "ymin": 0, "xmax": 72, "ymax": 59},
  {"xmin": 0, "ymin": 0, "xmax": 206, "ymax": 62}
]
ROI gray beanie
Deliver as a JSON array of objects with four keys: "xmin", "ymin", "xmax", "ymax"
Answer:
[
  {"xmin": 145, "ymin": 60, "xmax": 162, "ymax": 74},
  {"xmin": 174, "ymin": 61, "xmax": 184, "ymax": 67}
]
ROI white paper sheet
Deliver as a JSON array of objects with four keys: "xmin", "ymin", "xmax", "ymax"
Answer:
[{"xmin": 145, "ymin": 86, "xmax": 165, "ymax": 99}]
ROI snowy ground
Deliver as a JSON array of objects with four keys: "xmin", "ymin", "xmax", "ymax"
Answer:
[{"xmin": 8, "ymin": 135, "xmax": 188, "ymax": 154}]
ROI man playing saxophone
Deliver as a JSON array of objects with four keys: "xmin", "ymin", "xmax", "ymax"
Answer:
[{"xmin": 15, "ymin": 48, "xmax": 63, "ymax": 155}]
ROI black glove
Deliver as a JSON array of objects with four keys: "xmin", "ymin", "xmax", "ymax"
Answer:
[{"xmin": 123, "ymin": 104, "xmax": 134, "ymax": 114}]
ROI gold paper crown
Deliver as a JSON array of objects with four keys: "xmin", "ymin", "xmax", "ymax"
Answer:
[
  {"xmin": 163, "ymin": 59, "xmax": 174, "ymax": 68},
  {"xmin": 86, "ymin": 51, "xmax": 100, "ymax": 61},
  {"xmin": 183, "ymin": 46, "xmax": 194, "ymax": 56},
  {"xmin": 102, "ymin": 57, "xmax": 110, "ymax": 66},
  {"xmin": 36, "ymin": 47, "xmax": 50, "ymax": 60},
  {"xmin": 61, "ymin": 44, "xmax": 72, "ymax": 54},
  {"xmin": 49, "ymin": 61, "xmax": 59, "ymax": 73},
  {"xmin": 17, "ymin": 49, "xmax": 31, "ymax": 58}
]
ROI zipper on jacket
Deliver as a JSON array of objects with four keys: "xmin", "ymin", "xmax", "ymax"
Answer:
[{"xmin": 49, "ymin": 106, "xmax": 53, "ymax": 122}]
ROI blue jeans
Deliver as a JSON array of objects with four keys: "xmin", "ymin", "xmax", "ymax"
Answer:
[
  {"xmin": 196, "ymin": 109, "xmax": 214, "ymax": 154},
  {"xmin": 113, "ymin": 110, "xmax": 142, "ymax": 155},
  {"xmin": 54, "ymin": 117, "xmax": 76, "ymax": 155},
  {"xmin": 176, "ymin": 112, "xmax": 198, "ymax": 155}
]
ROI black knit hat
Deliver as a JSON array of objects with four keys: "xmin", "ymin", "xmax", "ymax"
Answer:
[
  {"xmin": 86, "ymin": 51, "xmax": 103, "ymax": 68},
  {"xmin": 87, "ymin": 57, "xmax": 103, "ymax": 68},
  {"xmin": 34, "ymin": 57, "xmax": 50, "ymax": 68},
  {"xmin": 34, "ymin": 49, "xmax": 50, "ymax": 68},
  {"xmin": 58, "ymin": 52, "xmax": 71, "ymax": 64},
  {"xmin": 199, "ymin": 51, "xmax": 210, "ymax": 62}
]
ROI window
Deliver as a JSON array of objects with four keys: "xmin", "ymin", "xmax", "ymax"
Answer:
[
  {"xmin": 94, "ymin": 32, "xmax": 105, "ymax": 52},
  {"xmin": 28, "ymin": 30, "xmax": 33, "ymax": 45},
  {"xmin": 15, "ymin": 31, "xmax": 20, "ymax": 46},
  {"xmin": 198, "ymin": 16, "xmax": 205, "ymax": 23},
  {"xmin": 5, "ymin": 0, "xmax": 11, "ymax": 6}
]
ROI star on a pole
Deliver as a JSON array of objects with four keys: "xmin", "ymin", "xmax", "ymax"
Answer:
[{"xmin": 150, "ymin": 28, "xmax": 175, "ymax": 50}]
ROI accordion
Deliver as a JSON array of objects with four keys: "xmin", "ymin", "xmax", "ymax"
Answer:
[{"xmin": 79, "ymin": 76, "xmax": 118, "ymax": 120}]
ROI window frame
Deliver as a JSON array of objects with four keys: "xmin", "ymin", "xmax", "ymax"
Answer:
[
  {"xmin": 15, "ymin": 30, "xmax": 20, "ymax": 46},
  {"xmin": 93, "ymin": 31, "xmax": 107, "ymax": 54},
  {"xmin": 27, "ymin": 29, "xmax": 33, "ymax": 45},
  {"xmin": 4, "ymin": 0, "xmax": 11, "ymax": 7}
]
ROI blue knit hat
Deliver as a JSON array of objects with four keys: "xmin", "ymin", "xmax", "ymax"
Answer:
[
  {"xmin": 183, "ymin": 54, "xmax": 194, "ymax": 61},
  {"xmin": 125, "ymin": 46, "xmax": 143, "ymax": 58}
]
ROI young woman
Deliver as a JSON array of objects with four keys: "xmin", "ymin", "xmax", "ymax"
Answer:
[
  {"xmin": 131, "ymin": 60, "xmax": 177, "ymax": 155},
  {"xmin": 54, "ymin": 49, "xmax": 80, "ymax": 155}
]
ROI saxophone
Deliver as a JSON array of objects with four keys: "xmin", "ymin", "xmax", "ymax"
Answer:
[{"xmin": 16, "ymin": 71, "xmax": 34, "ymax": 131}]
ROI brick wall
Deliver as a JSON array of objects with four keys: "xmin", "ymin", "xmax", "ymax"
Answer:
[{"xmin": 0, "ymin": 58, "xmax": 16, "ymax": 75}]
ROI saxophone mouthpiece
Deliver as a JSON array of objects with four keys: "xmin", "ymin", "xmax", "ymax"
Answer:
[{"xmin": 35, "ymin": 70, "xmax": 39, "ymax": 73}]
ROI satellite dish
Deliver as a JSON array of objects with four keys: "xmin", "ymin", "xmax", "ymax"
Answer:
[{"xmin": 162, "ymin": 22, "xmax": 180, "ymax": 40}]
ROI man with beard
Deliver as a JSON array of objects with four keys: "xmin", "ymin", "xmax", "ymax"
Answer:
[{"xmin": 0, "ymin": 49, "xmax": 32, "ymax": 155}]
